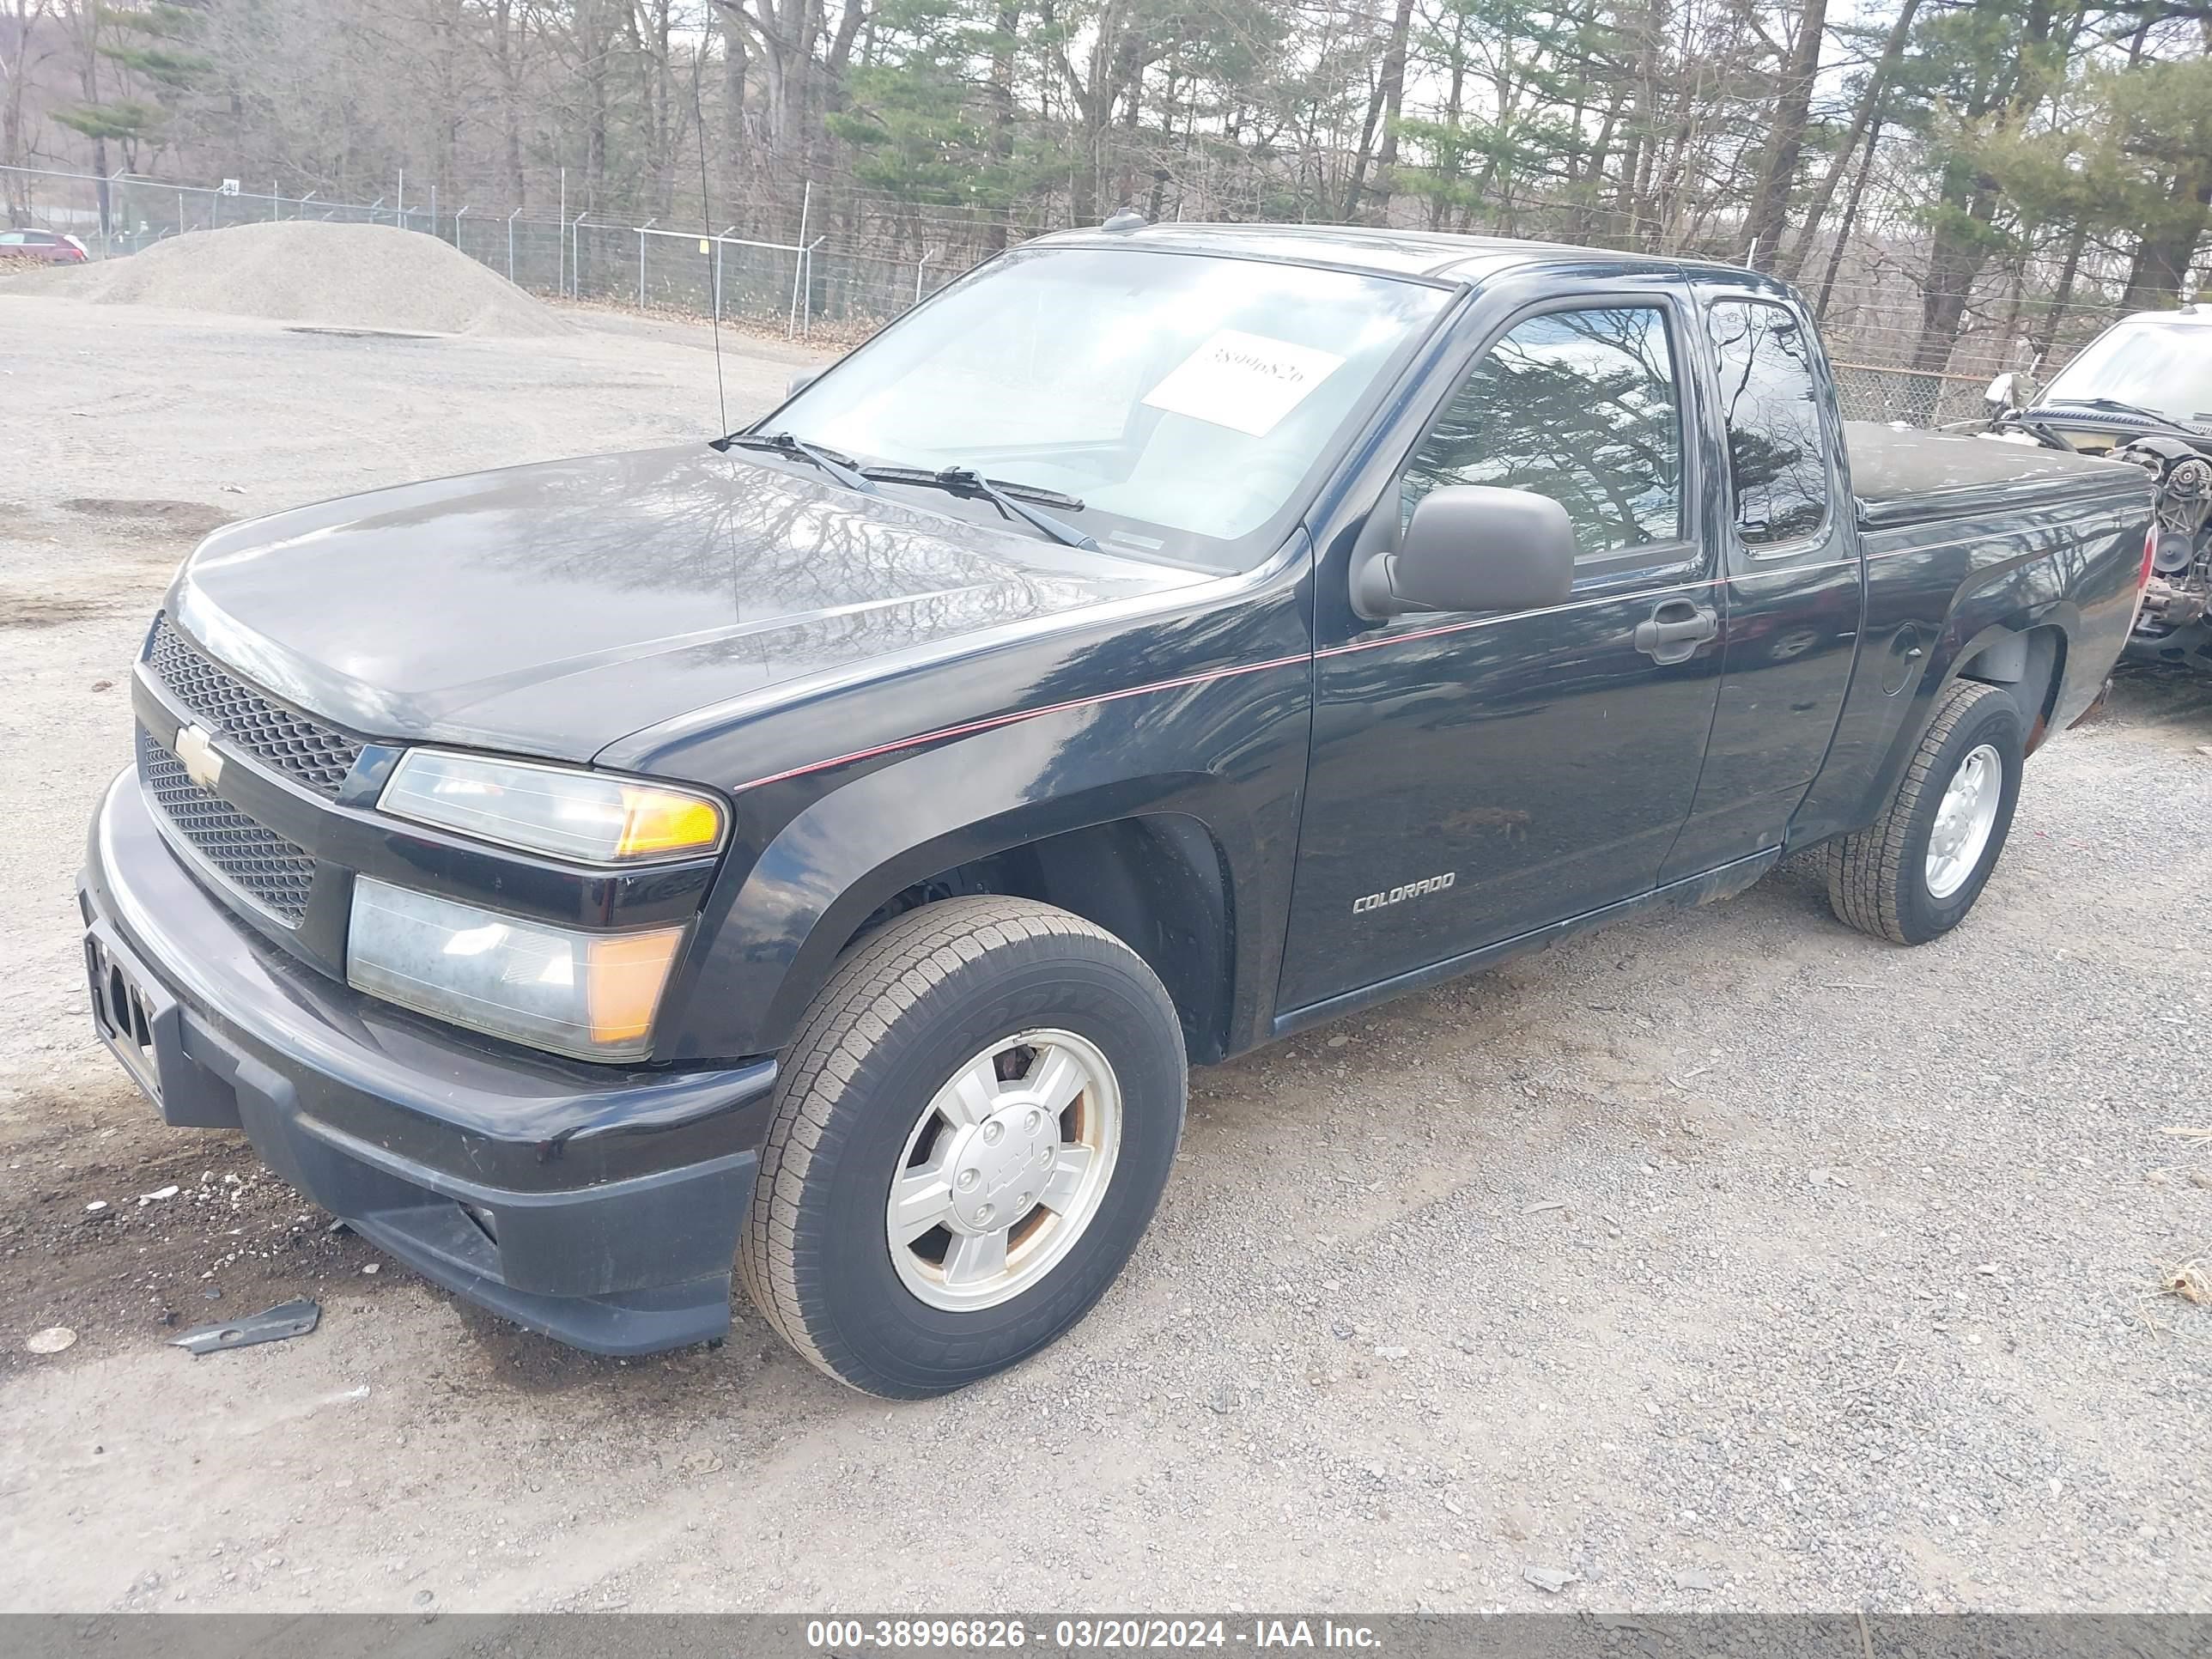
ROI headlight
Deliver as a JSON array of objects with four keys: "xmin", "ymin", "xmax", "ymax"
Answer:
[
  {"xmin": 379, "ymin": 750, "xmax": 725, "ymax": 864},
  {"xmin": 347, "ymin": 878, "xmax": 684, "ymax": 1060}
]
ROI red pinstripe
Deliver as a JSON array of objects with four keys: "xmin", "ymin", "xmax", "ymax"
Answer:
[{"xmin": 733, "ymin": 650, "xmax": 1313, "ymax": 792}]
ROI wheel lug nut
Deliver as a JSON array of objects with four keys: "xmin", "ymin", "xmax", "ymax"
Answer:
[
  {"xmin": 1025, "ymin": 1110, "xmax": 1042, "ymax": 1133},
  {"xmin": 976, "ymin": 1203, "xmax": 994, "ymax": 1225},
  {"xmin": 982, "ymin": 1122, "xmax": 1002, "ymax": 1145},
  {"xmin": 957, "ymin": 1169, "xmax": 980, "ymax": 1190}
]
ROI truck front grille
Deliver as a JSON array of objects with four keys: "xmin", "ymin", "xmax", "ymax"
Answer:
[
  {"xmin": 137, "ymin": 727, "xmax": 317, "ymax": 927},
  {"xmin": 147, "ymin": 616, "xmax": 362, "ymax": 796}
]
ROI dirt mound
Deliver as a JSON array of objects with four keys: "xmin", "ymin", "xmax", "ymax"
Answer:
[{"xmin": 3, "ymin": 220, "xmax": 567, "ymax": 337}]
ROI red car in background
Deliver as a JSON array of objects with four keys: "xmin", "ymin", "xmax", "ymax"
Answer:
[{"xmin": 0, "ymin": 228, "xmax": 89, "ymax": 264}]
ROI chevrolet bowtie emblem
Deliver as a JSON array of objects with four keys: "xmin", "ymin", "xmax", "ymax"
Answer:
[{"xmin": 174, "ymin": 723, "xmax": 223, "ymax": 793}]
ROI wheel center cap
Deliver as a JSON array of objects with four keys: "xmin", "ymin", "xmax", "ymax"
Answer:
[{"xmin": 946, "ymin": 1105, "xmax": 1058, "ymax": 1231}]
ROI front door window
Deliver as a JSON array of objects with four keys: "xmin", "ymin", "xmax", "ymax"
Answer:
[{"xmin": 1401, "ymin": 305, "xmax": 1686, "ymax": 562}]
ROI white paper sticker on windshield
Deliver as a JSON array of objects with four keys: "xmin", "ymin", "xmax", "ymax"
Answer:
[{"xmin": 1140, "ymin": 330, "xmax": 1346, "ymax": 437}]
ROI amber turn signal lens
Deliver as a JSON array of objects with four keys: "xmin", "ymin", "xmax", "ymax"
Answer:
[{"xmin": 616, "ymin": 787, "xmax": 725, "ymax": 860}]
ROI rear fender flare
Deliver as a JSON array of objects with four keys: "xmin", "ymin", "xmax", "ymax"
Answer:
[
  {"xmin": 1881, "ymin": 589, "xmax": 2079, "ymax": 797},
  {"xmin": 1942, "ymin": 615, "xmax": 2072, "ymax": 736}
]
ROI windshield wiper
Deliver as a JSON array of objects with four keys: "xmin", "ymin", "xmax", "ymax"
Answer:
[
  {"xmin": 715, "ymin": 430, "xmax": 876, "ymax": 494},
  {"xmin": 2036, "ymin": 396, "xmax": 2179, "ymax": 426},
  {"xmin": 863, "ymin": 465, "xmax": 1097, "ymax": 550}
]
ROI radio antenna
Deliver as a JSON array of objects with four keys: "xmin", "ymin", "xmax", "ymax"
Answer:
[{"xmin": 694, "ymin": 75, "xmax": 729, "ymax": 439}]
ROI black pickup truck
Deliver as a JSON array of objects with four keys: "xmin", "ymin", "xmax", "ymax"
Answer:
[{"xmin": 80, "ymin": 224, "xmax": 2153, "ymax": 1397}]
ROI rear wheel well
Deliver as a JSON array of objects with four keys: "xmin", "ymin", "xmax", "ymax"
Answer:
[
  {"xmin": 1954, "ymin": 624, "xmax": 2066, "ymax": 752},
  {"xmin": 840, "ymin": 815, "xmax": 1234, "ymax": 1063}
]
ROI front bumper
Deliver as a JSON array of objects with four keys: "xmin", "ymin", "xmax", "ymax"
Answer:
[{"xmin": 80, "ymin": 768, "xmax": 777, "ymax": 1355}]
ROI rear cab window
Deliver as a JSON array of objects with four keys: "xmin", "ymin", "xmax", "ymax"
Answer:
[{"xmin": 1705, "ymin": 298, "xmax": 1831, "ymax": 550}]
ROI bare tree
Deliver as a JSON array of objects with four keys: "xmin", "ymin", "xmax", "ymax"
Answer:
[
  {"xmin": 2, "ymin": 0, "xmax": 58, "ymax": 208},
  {"xmin": 1741, "ymin": 0, "xmax": 1828, "ymax": 269}
]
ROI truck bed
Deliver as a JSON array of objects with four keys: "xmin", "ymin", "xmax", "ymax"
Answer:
[{"xmin": 1845, "ymin": 420, "xmax": 2149, "ymax": 532}]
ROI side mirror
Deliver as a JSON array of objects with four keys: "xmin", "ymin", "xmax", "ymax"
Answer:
[
  {"xmin": 1384, "ymin": 486, "xmax": 1577, "ymax": 615},
  {"xmin": 787, "ymin": 368, "xmax": 824, "ymax": 398}
]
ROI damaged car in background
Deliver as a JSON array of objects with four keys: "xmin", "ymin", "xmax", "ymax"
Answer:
[{"xmin": 1977, "ymin": 301, "xmax": 2212, "ymax": 671}]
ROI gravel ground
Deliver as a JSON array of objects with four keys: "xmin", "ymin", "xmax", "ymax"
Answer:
[{"xmin": 1, "ymin": 293, "xmax": 2209, "ymax": 1615}]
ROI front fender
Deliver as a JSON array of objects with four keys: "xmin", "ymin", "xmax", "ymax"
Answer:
[{"xmin": 655, "ymin": 654, "xmax": 1312, "ymax": 1063}]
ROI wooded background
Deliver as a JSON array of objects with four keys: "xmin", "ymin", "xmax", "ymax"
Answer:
[{"xmin": 3, "ymin": 0, "xmax": 2207, "ymax": 414}]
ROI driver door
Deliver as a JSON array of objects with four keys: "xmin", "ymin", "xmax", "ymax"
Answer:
[{"xmin": 1279, "ymin": 289, "xmax": 1727, "ymax": 1013}]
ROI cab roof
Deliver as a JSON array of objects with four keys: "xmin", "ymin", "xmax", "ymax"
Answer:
[{"xmin": 1029, "ymin": 220, "xmax": 1769, "ymax": 289}]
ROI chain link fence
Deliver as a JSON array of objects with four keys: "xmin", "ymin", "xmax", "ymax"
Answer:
[
  {"xmin": 3, "ymin": 162, "xmax": 960, "ymax": 339},
  {"xmin": 1827, "ymin": 362, "xmax": 2002, "ymax": 427},
  {"xmin": 0, "ymin": 160, "xmax": 2166, "ymax": 421}
]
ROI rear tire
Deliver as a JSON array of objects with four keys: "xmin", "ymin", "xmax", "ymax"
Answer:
[
  {"xmin": 1825, "ymin": 678, "xmax": 2023, "ymax": 945},
  {"xmin": 738, "ymin": 897, "xmax": 1186, "ymax": 1398}
]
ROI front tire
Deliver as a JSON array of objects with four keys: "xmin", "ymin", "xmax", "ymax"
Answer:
[
  {"xmin": 1825, "ymin": 678, "xmax": 2024, "ymax": 945},
  {"xmin": 738, "ymin": 897, "xmax": 1187, "ymax": 1397}
]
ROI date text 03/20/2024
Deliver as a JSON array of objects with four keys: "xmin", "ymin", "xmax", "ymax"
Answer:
[{"xmin": 805, "ymin": 1620, "xmax": 1384, "ymax": 1650}]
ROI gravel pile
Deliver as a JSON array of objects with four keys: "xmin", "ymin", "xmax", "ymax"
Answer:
[{"xmin": 2, "ymin": 221, "xmax": 566, "ymax": 336}]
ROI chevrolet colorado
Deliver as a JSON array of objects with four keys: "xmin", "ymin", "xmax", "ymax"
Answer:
[{"xmin": 80, "ymin": 224, "xmax": 2154, "ymax": 1396}]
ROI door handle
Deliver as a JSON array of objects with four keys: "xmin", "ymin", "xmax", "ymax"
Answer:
[{"xmin": 1633, "ymin": 599, "xmax": 1718, "ymax": 665}]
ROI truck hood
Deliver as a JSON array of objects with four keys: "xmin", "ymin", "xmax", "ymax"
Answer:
[{"xmin": 167, "ymin": 444, "xmax": 1188, "ymax": 764}]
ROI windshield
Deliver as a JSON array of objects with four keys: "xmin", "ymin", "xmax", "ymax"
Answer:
[
  {"xmin": 2042, "ymin": 320, "xmax": 2212, "ymax": 425},
  {"xmin": 770, "ymin": 246, "xmax": 1454, "ymax": 568}
]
